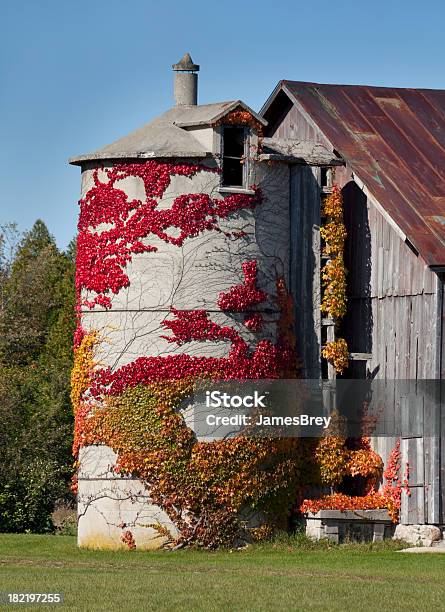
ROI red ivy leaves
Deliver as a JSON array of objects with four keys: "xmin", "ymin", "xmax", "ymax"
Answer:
[
  {"xmin": 161, "ymin": 308, "xmax": 242, "ymax": 346},
  {"xmin": 91, "ymin": 338, "xmax": 289, "ymax": 398},
  {"xmin": 121, "ymin": 530, "xmax": 136, "ymax": 550},
  {"xmin": 217, "ymin": 261, "xmax": 267, "ymax": 311},
  {"xmin": 244, "ymin": 313, "xmax": 263, "ymax": 332},
  {"xmin": 76, "ymin": 161, "xmax": 262, "ymax": 309}
]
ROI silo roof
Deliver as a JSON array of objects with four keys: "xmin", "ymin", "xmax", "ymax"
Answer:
[{"xmin": 69, "ymin": 100, "xmax": 266, "ymax": 165}]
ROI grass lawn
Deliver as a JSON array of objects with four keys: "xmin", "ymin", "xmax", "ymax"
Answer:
[{"xmin": 0, "ymin": 534, "xmax": 444, "ymax": 611}]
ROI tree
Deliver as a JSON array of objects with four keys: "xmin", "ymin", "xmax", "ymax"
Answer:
[{"xmin": 0, "ymin": 221, "xmax": 75, "ymax": 532}]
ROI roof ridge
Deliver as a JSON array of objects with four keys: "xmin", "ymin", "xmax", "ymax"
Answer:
[{"xmin": 282, "ymin": 79, "xmax": 445, "ymax": 92}]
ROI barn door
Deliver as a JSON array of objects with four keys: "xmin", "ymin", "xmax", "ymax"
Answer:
[{"xmin": 400, "ymin": 383, "xmax": 441, "ymax": 525}]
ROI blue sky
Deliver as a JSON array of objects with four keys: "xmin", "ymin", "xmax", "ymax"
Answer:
[{"xmin": 1, "ymin": 0, "xmax": 444, "ymax": 249}]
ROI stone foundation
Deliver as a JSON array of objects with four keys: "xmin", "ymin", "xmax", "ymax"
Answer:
[{"xmin": 305, "ymin": 509, "xmax": 394, "ymax": 543}]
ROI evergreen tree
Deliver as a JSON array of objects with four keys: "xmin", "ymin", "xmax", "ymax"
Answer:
[{"xmin": 0, "ymin": 221, "xmax": 75, "ymax": 532}]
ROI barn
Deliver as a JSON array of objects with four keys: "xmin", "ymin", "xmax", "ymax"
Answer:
[
  {"xmin": 260, "ymin": 81, "xmax": 445, "ymax": 534},
  {"xmin": 70, "ymin": 55, "xmax": 444, "ymax": 548}
]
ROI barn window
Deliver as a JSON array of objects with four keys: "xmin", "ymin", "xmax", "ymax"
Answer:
[
  {"xmin": 321, "ymin": 167, "xmax": 333, "ymax": 189},
  {"xmin": 221, "ymin": 126, "xmax": 248, "ymax": 187}
]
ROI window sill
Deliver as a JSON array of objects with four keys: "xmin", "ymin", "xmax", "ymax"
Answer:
[{"xmin": 218, "ymin": 186, "xmax": 256, "ymax": 195}]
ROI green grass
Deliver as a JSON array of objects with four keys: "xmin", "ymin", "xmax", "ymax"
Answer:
[{"xmin": 0, "ymin": 534, "xmax": 444, "ymax": 611}]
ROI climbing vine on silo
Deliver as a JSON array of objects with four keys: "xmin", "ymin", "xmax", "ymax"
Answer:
[
  {"xmin": 76, "ymin": 160, "xmax": 261, "ymax": 309},
  {"xmin": 75, "ymin": 275, "xmax": 306, "ymax": 548},
  {"xmin": 73, "ymin": 158, "xmax": 310, "ymax": 548},
  {"xmin": 71, "ymin": 328, "xmax": 99, "ymax": 459}
]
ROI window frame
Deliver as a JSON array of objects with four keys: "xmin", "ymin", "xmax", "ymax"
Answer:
[{"xmin": 220, "ymin": 125, "xmax": 250, "ymax": 190}]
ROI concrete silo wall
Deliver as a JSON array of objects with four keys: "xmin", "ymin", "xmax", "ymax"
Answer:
[{"xmin": 74, "ymin": 158, "xmax": 291, "ymax": 549}]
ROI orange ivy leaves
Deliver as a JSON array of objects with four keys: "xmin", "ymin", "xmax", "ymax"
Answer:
[
  {"xmin": 321, "ymin": 257, "xmax": 348, "ymax": 321},
  {"xmin": 322, "ymin": 185, "xmax": 343, "ymax": 219},
  {"xmin": 300, "ymin": 491, "xmax": 389, "ymax": 514},
  {"xmin": 300, "ymin": 409, "xmax": 389, "ymax": 519},
  {"xmin": 214, "ymin": 108, "xmax": 263, "ymax": 134},
  {"xmin": 348, "ymin": 445, "xmax": 384, "ymax": 480},
  {"xmin": 315, "ymin": 435, "xmax": 348, "ymax": 487},
  {"xmin": 301, "ymin": 438, "xmax": 409, "ymax": 523},
  {"xmin": 82, "ymin": 382, "xmax": 308, "ymax": 547},
  {"xmin": 320, "ymin": 221, "xmax": 347, "ymax": 257},
  {"xmin": 315, "ymin": 434, "xmax": 383, "ymax": 489}
]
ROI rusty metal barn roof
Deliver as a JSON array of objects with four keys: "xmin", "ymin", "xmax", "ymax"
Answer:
[{"xmin": 273, "ymin": 81, "xmax": 445, "ymax": 266}]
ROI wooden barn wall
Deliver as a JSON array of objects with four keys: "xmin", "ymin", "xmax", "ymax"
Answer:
[
  {"xmin": 440, "ymin": 273, "xmax": 445, "ymax": 522},
  {"xmin": 269, "ymin": 103, "xmax": 327, "ymax": 378},
  {"xmin": 336, "ymin": 171, "xmax": 442, "ymax": 524},
  {"xmin": 267, "ymin": 102, "xmax": 331, "ymax": 146},
  {"xmin": 269, "ymin": 98, "xmax": 443, "ymax": 524},
  {"xmin": 338, "ymin": 176, "xmax": 438, "ymax": 380},
  {"xmin": 289, "ymin": 165, "xmax": 321, "ymax": 379}
]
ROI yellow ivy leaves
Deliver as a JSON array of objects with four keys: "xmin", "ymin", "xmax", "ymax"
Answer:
[
  {"xmin": 320, "ymin": 186, "xmax": 349, "ymax": 373},
  {"xmin": 321, "ymin": 338, "xmax": 349, "ymax": 375},
  {"xmin": 70, "ymin": 330, "xmax": 99, "ymax": 410},
  {"xmin": 71, "ymin": 329, "xmax": 100, "ymax": 472},
  {"xmin": 315, "ymin": 435, "xmax": 349, "ymax": 487},
  {"xmin": 322, "ymin": 185, "xmax": 343, "ymax": 218},
  {"xmin": 321, "ymin": 257, "xmax": 348, "ymax": 321},
  {"xmin": 320, "ymin": 222, "xmax": 347, "ymax": 257}
]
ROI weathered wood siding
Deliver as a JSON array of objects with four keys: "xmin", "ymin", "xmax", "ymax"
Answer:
[
  {"xmin": 339, "ymin": 178, "xmax": 438, "ymax": 380},
  {"xmin": 266, "ymin": 96, "xmax": 331, "ymax": 147},
  {"xmin": 268, "ymin": 95, "xmax": 444, "ymax": 525},
  {"xmin": 289, "ymin": 165, "xmax": 321, "ymax": 378},
  {"xmin": 338, "ymin": 176, "xmax": 442, "ymax": 524},
  {"xmin": 440, "ymin": 273, "xmax": 445, "ymax": 521}
]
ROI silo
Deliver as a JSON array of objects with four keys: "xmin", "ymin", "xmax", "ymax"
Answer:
[{"xmin": 70, "ymin": 54, "xmax": 293, "ymax": 549}]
